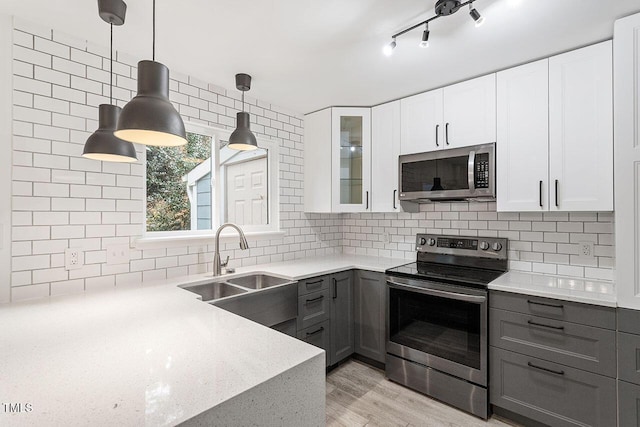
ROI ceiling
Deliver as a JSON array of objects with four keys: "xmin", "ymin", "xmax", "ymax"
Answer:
[{"xmin": 1, "ymin": 0, "xmax": 639, "ymax": 114}]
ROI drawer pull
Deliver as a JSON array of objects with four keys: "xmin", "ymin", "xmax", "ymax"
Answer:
[
  {"xmin": 306, "ymin": 327, "xmax": 324, "ymax": 337},
  {"xmin": 305, "ymin": 295, "xmax": 324, "ymax": 304},
  {"xmin": 527, "ymin": 299, "xmax": 564, "ymax": 309},
  {"xmin": 527, "ymin": 361, "xmax": 565, "ymax": 376},
  {"xmin": 306, "ymin": 279, "xmax": 323, "ymax": 287},
  {"xmin": 527, "ymin": 320, "xmax": 565, "ymax": 330}
]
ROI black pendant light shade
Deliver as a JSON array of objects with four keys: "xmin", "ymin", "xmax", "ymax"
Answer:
[
  {"xmin": 83, "ymin": 104, "xmax": 137, "ymax": 162},
  {"xmin": 114, "ymin": 60, "xmax": 187, "ymax": 146},
  {"xmin": 229, "ymin": 112, "xmax": 258, "ymax": 150},
  {"xmin": 228, "ymin": 73, "xmax": 258, "ymax": 151}
]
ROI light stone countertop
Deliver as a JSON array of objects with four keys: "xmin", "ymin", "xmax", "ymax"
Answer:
[
  {"xmin": 0, "ymin": 254, "xmax": 409, "ymax": 426},
  {"xmin": 489, "ymin": 270, "xmax": 616, "ymax": 307}
]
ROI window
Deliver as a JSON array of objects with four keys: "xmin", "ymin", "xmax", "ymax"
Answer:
[{"xmin": 144, "ymin": 123, "xmax": 279, "ymax": 239}]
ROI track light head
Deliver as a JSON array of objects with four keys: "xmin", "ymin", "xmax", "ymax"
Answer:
[
  {"xmin": 383, "ymin": 39, "xmax": 397, "ymax": 56},
  {"xmin": 469, "ymin": 5, "xmax": 484, "ymax": 27},
  {"xmin": 419, "ymin": 26, "xmax": 430, "ymax": 48}
]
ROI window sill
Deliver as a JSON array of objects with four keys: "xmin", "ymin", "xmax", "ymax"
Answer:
[{"xmin": 134, "ymin": 230, "xmax": 286, "ymax": 250}]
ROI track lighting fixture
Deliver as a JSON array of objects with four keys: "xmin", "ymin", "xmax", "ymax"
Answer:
[
  {"xmin": 83, "ymin": 0, "xmax": 137, "ymax": 163},
  {"xmin": 384, "ymin": 0, "xmax": 485, "ymax": 54},
  {"xmin": 469, "ymin": 4, "xmax": 484, "ymax": 27},
  {"xmin": 419, "ymin": 24, "xmax": 430, "ymax": 48},
  {"xmin": 383, "ymin": 38, "xmax": 397, "ymax": 56}
]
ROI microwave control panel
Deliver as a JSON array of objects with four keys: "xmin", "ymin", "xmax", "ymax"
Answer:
[{"xmin": 474, "ymin": 153, "xmax": 490, "ymax": 189}]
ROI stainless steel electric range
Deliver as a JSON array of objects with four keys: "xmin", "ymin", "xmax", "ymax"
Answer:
[{"xmin": 385, "ymin": 234, "xmax": 508, "ymax": 419}]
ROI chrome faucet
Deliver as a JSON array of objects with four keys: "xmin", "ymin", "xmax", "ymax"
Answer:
[{"xmin": 213, "ymin": 223, "xmax": 249, "ymax": 276}]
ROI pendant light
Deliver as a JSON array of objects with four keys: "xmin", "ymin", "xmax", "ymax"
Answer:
[
  {"xmin": 82, "ymin": 0, "xmax": 137, "ymax": 163},
  {"xmin": 228, "ymin": 73, "xmax": 258, "ymax": 151},
  {"xmin": 114, "ymin": 0, "xmax": 187, "ymax": 147}
]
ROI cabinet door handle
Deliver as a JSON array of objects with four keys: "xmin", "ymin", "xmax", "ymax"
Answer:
[
  {"xmin": 527, "ymin": 361, "xmax": 565, "ymax": 376},
  {"xmin": 366, "ymin": 191, "xmax": 369, "ymax": 210},
  {"xmin": 539, "ymin": 181, "xmax": 543, "ymax": 208},
  {"xmin": 393, "ymin": 190, "xmax": 397, "ymax": 210},
  {"xmin": 555, "ymin": 179, "xmax": 559, "ymax": 207},
  {"xmin": 435, "ymin": 124, "xmax": 440, "ymax": 147},
  {"xmin": 333, "ymin": 278, "xmax": 338, "ymax": 299},
  {"xmin": 445, "ymin": 123, "xmax": 450, "ymax": 145},
  {"xmin": 305, "ymin": 295, "xmax": 324, "ymax": 304},
  {"xmin": 306, "ymin": 326, "xmax": 324, "ymax": 337},
  {"xmin": 527, "ymin": 299, "xmax": 564, "ymax": 309},
  {"xmin": 306, "ymin": 279, "xmax": 323, "ymax": 287},
  {"xmin": 527, "ymin": 320, "xmax": 565, "ymax": 330}
]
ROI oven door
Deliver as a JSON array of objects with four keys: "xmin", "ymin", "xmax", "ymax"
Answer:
[{"xmin": 386, "ymin": 276, "xmax": 488, "ymax": 386}]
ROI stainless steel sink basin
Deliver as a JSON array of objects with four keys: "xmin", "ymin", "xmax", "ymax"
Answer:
[
  {"xmin": 226, "ymin": 274, "xmax": 291, "ymax": 290},
  {"xmin": 181, "ymin": 282, "xmax": 247, "ymax": 301}
]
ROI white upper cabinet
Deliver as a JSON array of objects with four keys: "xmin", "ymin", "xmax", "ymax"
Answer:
[
  {"xmin": 400, "ymin": 89, "xmax": 443, "ymax": 155},
  {"xmin": 497, "ymin": 59, "xmax": 549, "ymax": 212},
  {"xmin": 304, "ymin": 108, "xmax": 332, "ymax": 213},
  {"xmin": 399, "ymin": 74, "xmax": 496, "ymax": 155},
  {"xmin": 331, "ymin": 107, "xmax": 372, "ymax": 212},
  {"xmin": 614, "ymin": 13, "xmax": 640, "ymax": 308},
  {"xmin": 372, "ymin": 101, "xmax": 401, "ymax": 212},
  {"xmin": 443, "ymin": 74, "xmax": 497, "ymax": 149},
  {"xmin": 549, "ymin": 41, "xmax": 613, "ymax": 212}
]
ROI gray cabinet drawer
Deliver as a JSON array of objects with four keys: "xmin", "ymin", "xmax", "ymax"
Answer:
[
  {"xmin": 619, "ymin": 332, "xmax": 640, "ymax": 386},
  {"xmin": 490, "ymin": 347, "xmax": 617, "ymax": 427},
  {"xmin": 298, "ymin": 320, "xmax": 330, "ymax": 367},
  {"xmin": 490, "ymin": 291, "xmax": 616, "ymax": 330},
  {"xmin": 618, "ymin": 380, "xmax": 640, "ymax": 427},
  {"xmin": 298, "ymin": 275, "xmax": 330, "ymax": 296},
  {"xmin": 619, "ymin": 308, "xmax": 640, "ymax": 335},
  {"xmin": 490, "ymin": 308, "xmax": 616, "ymax": 377},
  {"xmin": 272, "ymin": 318, "xmax": 297, "ymax": 337},
  {"xmin": 297, "ymin": 288, "xmax": 330, "ymax": 330}
]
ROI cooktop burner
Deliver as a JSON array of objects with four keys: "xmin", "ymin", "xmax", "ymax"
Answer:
[{"xmin": 385, "ymin": 261, "xmax": 506, "ymax": 288}]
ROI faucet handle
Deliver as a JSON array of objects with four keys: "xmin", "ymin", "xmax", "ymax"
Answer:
[{"xmin": 220, "ymin": 255, "xmax": 230, "ymax": 267}]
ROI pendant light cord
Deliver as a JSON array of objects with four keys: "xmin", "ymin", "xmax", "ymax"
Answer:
[
  {"xmin": 152, "ymin": 0, "xmax": 156, "ymax": 61},
  {"xmin": 242, "ymin": 90, "xmax": 245, "ymax": 112},
  {"xmin": 110, "ymin": 22, "xmax": 113, "ymax": 104}
]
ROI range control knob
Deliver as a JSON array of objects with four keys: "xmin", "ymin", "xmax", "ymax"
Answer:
[
  {"xmin": 419, "ymin": 237, "xmax": 427, "ymax": 246},
  {"xmin": 479, "ymin": 241, "xmax": 490, "ymax": 251},
  {"xmin": 427, "ymin": 238, "xmax": 436, "ymax": 246},
  {"xmin": 492, "ymin": 242, "xmax": 503, "ymax": 251}
]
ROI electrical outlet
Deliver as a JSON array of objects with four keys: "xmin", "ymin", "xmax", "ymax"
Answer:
[
  {"xmin": 384, "ymin": 232, "xmax": 391, "ymax": 244},
  {"xmin": 107, "ymin": 244, "xmax": 130, "ymax": 265},
  {"xmin": 579, "ymin": 242, "xmax": 595, "ymax": 258},
  {"xmin": 65, "ymin": 248, "xmax": 83, "ymax": 270}
]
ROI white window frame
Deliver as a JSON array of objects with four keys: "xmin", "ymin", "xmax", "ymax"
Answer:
[{"xmin": 136, "ymin": 122, "xmax": 281, "ymax": 247}]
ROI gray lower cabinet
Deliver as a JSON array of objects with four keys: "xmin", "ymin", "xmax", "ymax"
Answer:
[
  {"xmin": 489, "ymin": 290, "xmax": 617, "ymax": 426},
  {"xmin": 298, "ymin": 288, "xmax": 331, "ymax": 330},
  {"xmin": 490, "ymin": 347, "xmax": 617, "ymax": 427},
  {"xmin": 618, "ymin": 308, "xmax": 640, "ymax": 426},
  {"xmin": 330, "ymin": 270, "xmax": 354, "ymax": 366},
  {"xmin": 353, "ymin": 270, "xmax": 386, "ymax": 364}
]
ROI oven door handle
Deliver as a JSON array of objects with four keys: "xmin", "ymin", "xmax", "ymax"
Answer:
[{"xmin": 387, "ymin": 278, "xmax": 487, "ymax": 303}]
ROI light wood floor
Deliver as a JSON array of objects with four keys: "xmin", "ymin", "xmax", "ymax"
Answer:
[{"xmin": 326, "ymin": 359, "xmax": 517, "ymax": 427}]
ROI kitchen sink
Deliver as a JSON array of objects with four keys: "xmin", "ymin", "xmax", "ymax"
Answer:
[
  {"xmin": 226, "ymin": 274, "xmax": 291, "ymax": 290},
  {"xmin": 181, "ymin": 282, "xmax": 247, "ymax": 301}
]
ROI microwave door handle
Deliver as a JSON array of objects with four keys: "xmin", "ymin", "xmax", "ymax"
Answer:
[{"xmin": 468, "ymin": 150, "xmax": 476, "ymax": 191}]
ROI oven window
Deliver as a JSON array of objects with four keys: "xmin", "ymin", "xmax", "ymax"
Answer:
[
  {"xmin": 389, "ymin": 287, "xmax": 481, "ymax": 369},
  {"xmin": 401, "ymin": 155, "xmax": 469, "ymax": 193}
]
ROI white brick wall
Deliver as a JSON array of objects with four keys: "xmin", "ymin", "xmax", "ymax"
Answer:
[
  {"xmin": 343, "ymin": 203, "xmax": 615, "ymax": 281},
  {"xmin": 9, "ymin": 20, "xmax": 341, "ymax": 302}
]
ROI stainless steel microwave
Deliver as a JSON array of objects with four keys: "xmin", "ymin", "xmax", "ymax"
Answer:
[{"xmin": 398, "ymin": 143, "xmax": 495, "ymax": 202}]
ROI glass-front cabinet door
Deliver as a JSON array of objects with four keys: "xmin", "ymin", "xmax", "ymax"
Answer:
[{"xmin": 331, "ymin": 107, "xmax": 371, "ymax": 212}]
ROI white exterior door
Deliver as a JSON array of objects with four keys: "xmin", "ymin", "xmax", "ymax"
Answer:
[
  {"xmin": 443, "ymin": 74, "xmax": 496, "ymax": 149},
  {"xmin": 496, "ymin": 59, "xmax": 549, "ymax": 212},
  {"xmin": 372, "ymin": 101, "xmax": 401, "ymax": 212},
  {"xmin": 614, "ymin": 13, "xmax": 640, "ymax": 309},
  {"xmin": 226, "ymin": 157, "xmax": 268, "ymax": 225},
  {"xmin": 400, "ymin": 89, "xmax": 443, "ymax": 154},
  {"xmin": 331, "ymin": 107, "xmax": 371, "ymax": 212},
  {"xmin": 549, "ymin": 41, "xmax": 613, "ymax": 212}
]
